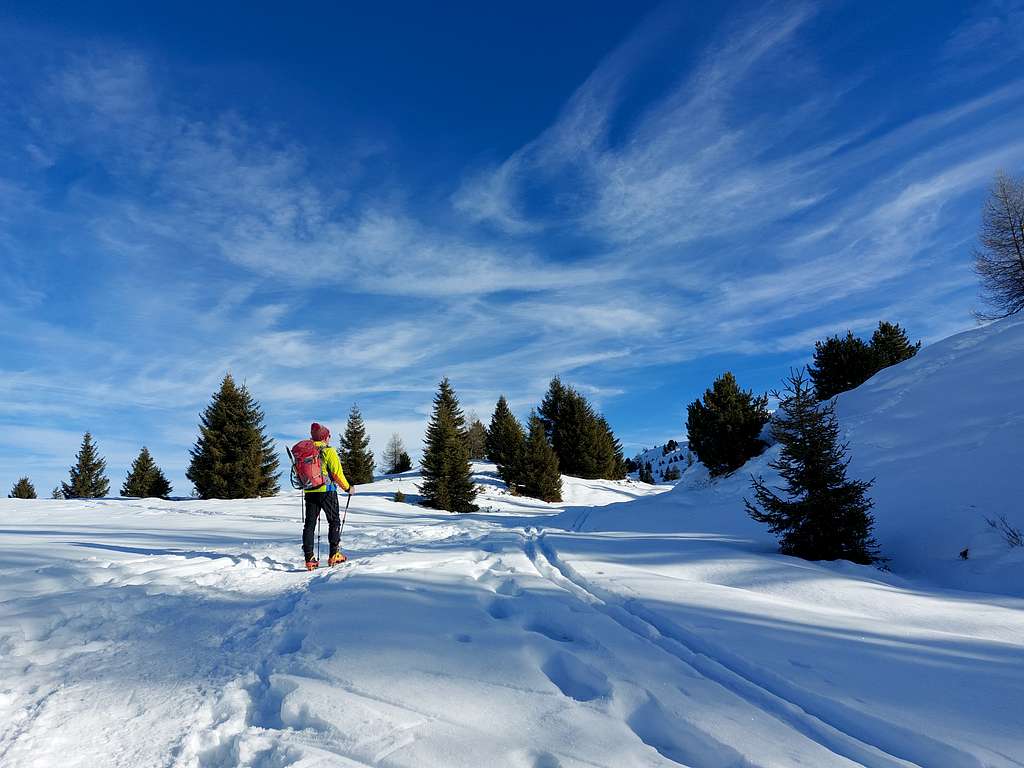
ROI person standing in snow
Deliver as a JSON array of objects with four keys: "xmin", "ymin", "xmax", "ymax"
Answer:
[{"xmin": 303, "ymin": 422, "xmax": 355, "ymax": 570}]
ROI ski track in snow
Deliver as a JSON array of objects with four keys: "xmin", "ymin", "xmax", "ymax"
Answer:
[{"xmin": 2, "ymin": 456, "xmax": 1023, "ymax": 767}]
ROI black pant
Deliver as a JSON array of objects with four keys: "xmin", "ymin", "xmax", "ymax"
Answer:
[{"xmin": 303, "ymin": 490, "xmax": 341, "ymax": 559}]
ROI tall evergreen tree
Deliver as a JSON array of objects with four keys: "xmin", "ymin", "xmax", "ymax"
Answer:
[
  {"xmin": 464, "ymin": 417, "xmax": 488, "ymax": 461},
  {"xmin": 382, "ymin": 433, "xmax": 412, "ymax": 474},
  {"xmin": 808, "ymin": 332, "xmax": 878, "ymax": 401},
  {"xmin": 121, "ymin": 447, "xmax": 172, "ymax": 498},
  {"xmin": 519, "ymin": 413, "xmax": 562, "ymax": 502},
  {"xmin": 686, "ymin": 372, "xmax": 769, "ymax": 477},
  {"xmin": 186, "ymin": 374, "xmax": 280, "ymax": 499},
  {"xmin": 538, "ymin": 378, "xmax": 623, "ymax": 480},
  {"xmin": 870, "ymin": 321, "xmax": 920, "ymax": 369},
  {"xmin": 62, "ymin": 432, "xmax": 110, "ymax": 498},
  {"xmin": 339, "ymin": 404, "xmax": 375, "ymax": 485},
  {"xmin": 9, "ymin": 477, "xmax": 37, "ymax": 499},
  {"xmin": 745, "ymin": 369, "xmax": 879, "ymax": 565},
  {"xmin": 486, "ymin": 396, "xmax": 527, "ymax": 489},
  {"xmin": 420, "ymin": 378, "xmax": 478, "ymax": 513}
]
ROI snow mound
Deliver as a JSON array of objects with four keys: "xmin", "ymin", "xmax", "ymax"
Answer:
[{"xmin": 585, "ymin": 316, "xmax": 1024, "ymax": 596}]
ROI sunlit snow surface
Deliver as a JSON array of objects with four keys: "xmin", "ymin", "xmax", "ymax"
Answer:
[{"xmin": 2, "ymin": 318, "xmax": 1023, "ymax": 767}]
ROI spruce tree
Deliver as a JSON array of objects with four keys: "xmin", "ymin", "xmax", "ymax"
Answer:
[
  {"xmin": 122, "ymin": 447, "xmax": 172, "ymax": 498},
  {"xmin": 746, "ymin": 369, "xmax": 879, "ymax": 565},
  {"xmin": 420, "ymin": 378, "xmax": 478, "ymax": 512},
  {"xmin": 382, "ymin": 433, "xmax": 410, "ymax": 474},
  {"xmin": 520, "ymin": 413, "xmax": 562, "ymax": 502},
  {"xmin": 538, "ymin": 378, "xmax": 623, "ymax": 480},
  {"xmin": 486, "ymin": 396, "xmax": 527, "ymax": 489},
  {"xmin": 186, "ymin": 374, "xmax": 280, "ymax": 499},
  {"xmin": 640, "ymin": 462, "xmax": 655, "ymax": 484},
  {"xmin": 51, "ymin": 486, "xmax": 64, "ymax": 500},
  {"xmin": 464, "ymin": 417, "xmax": 488, "ymax": 461},
  {"xmin": 686, "ymin": 373, "xmax": 769, "ymax": 477},
  {"xmin": 9, "ymin": 477, "xmax": 37, "ymax": 499},
  {"xmin": 339, "ymin": 404, "xmax": 375, "ymax": 485},
  {"xmin": 62, "ymin": 432, "xmax": 110, "ymax": 498},
  {"xmin": 870, "ymin": 321, "xmax": 920, "ymax": 369}
]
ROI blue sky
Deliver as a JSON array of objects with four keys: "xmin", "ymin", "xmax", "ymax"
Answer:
[{"xmin": 2, "ymin": 1, "xmax": 1023, "ymax": 496}]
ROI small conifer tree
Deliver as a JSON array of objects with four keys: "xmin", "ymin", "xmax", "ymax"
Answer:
[
  {"xmin": 464, "ymin": 417, "xmax": 488, "ymax": 461},
  {"xmin": 519, "ymin": 413, "xmax": 563, "ymax": 502},
  {"xmin": 122, "ymin": 447, "xmax": 172, "ymax": 498},
  {"xmin": 870, "ymin": 321, "xmax": 921, "ymax": 369},
  {"xmin": 486, "ymin": 396, "xmax": 527, "ymax": 490},
  {"xmin": 686, "ymin": 373, "xmax": 769, "ymax": 477},
  {"xmin": 186, "ymin": 374, "xmax": 280, "ymax": 499},
  {"xmin": 51, "ymin": 486, "xmax": 64, "ymax": 499},
  {"xmin": 62, "ymin": 432, "xmax": 110, "ymax": 498},
  {"xmin": 746, "ymin": 370, "xmax": 879, "ymax": 565},
  {"xmin": 639, "ymin": 462, "xmax": 655, "ymax": 484},
  {"xmin": 339, "ymin": 404, "xmax": 375, "ymax": 485},
  {"xmin": 9, "ymin": 477, "xmax": 37, "ymax": 499},
  {"xmin": 663, "ymin": 465, "xmax": 681, "ymax": 482},
  {"xmin": 420, "ymin": 378, "xmax": 478, "ymax": 513},
  {"xmin": 394, "ymin": 451, "xmax": 413, "ymax": 473}
]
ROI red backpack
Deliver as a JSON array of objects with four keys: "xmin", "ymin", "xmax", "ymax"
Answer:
[{"xmin": 288, "ymin": 440, "xmax": 327, "ymax": 490}]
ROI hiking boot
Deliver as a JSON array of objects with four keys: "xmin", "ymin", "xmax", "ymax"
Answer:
[
  {"xmin": 305, "ymin": 558, "xmax": 319, "ymax": 571},
  {"xmin": 328, "ymin": 552, "xmax": 347, "ymax": 566}
]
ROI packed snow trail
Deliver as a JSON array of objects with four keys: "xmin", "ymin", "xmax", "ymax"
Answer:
[{"xmin": 2, "ymin": 467, "xmax": 1022, "ymax": 767}]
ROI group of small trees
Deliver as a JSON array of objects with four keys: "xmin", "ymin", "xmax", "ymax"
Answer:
[
  {"xmin": 809, "ymin": 322, "xmax": 920, "ymax": 401},
  {"xmin": 485, "ymin": 396, "xmax": 563, "ymax": 503},
  {"xmin": 7, "ymin": 432, "xmax": 174, "ymax": 501},
  {"xmin": 537, "ymin": 378, "xmax": 626, "ymax": 480},
  {"xmin": 684, "ymin": 339, "xmax": 899, "ymax": 565},
  {"xmin": 479, "ymin": 378, "xmax": 626, "ymax": 505}
]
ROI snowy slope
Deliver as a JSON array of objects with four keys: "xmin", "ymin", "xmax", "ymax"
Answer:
[
  {"xmin": 1, "ymin": 320, "xmax": 1023, "ymax": 767},
  {"xmin": 588, "ymin": 315, "xmax": 1024, "ymax": 593}
]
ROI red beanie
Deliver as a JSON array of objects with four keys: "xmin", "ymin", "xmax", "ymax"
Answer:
[{"xmin": 310, "ymin": 422, "xmax": 330, "ymax": 441}]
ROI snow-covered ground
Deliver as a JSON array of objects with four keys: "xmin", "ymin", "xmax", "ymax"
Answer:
[{"xmin": 2, "ymin": 318, "xmax": 1023, "ymax": 767}]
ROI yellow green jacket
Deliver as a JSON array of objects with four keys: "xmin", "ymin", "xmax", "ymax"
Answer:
[{"xmin": 304, "ymin": 441, "xmax": 351, "ymax": 493}]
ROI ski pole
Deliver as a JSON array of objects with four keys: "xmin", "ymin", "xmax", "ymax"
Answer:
[{"xmin": 340, "ymin": 489, "xmax": 352, "ymax": 540}]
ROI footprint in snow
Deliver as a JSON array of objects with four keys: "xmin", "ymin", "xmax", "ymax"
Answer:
[{"xmin": 541, "ymin": 651, "xmax": 610, "ymax": 702}]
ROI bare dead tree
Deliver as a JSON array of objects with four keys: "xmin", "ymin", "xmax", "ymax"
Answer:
[{"xmin": 975, "ymin": 171, "xmax": 1024, "ymax": 320}]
